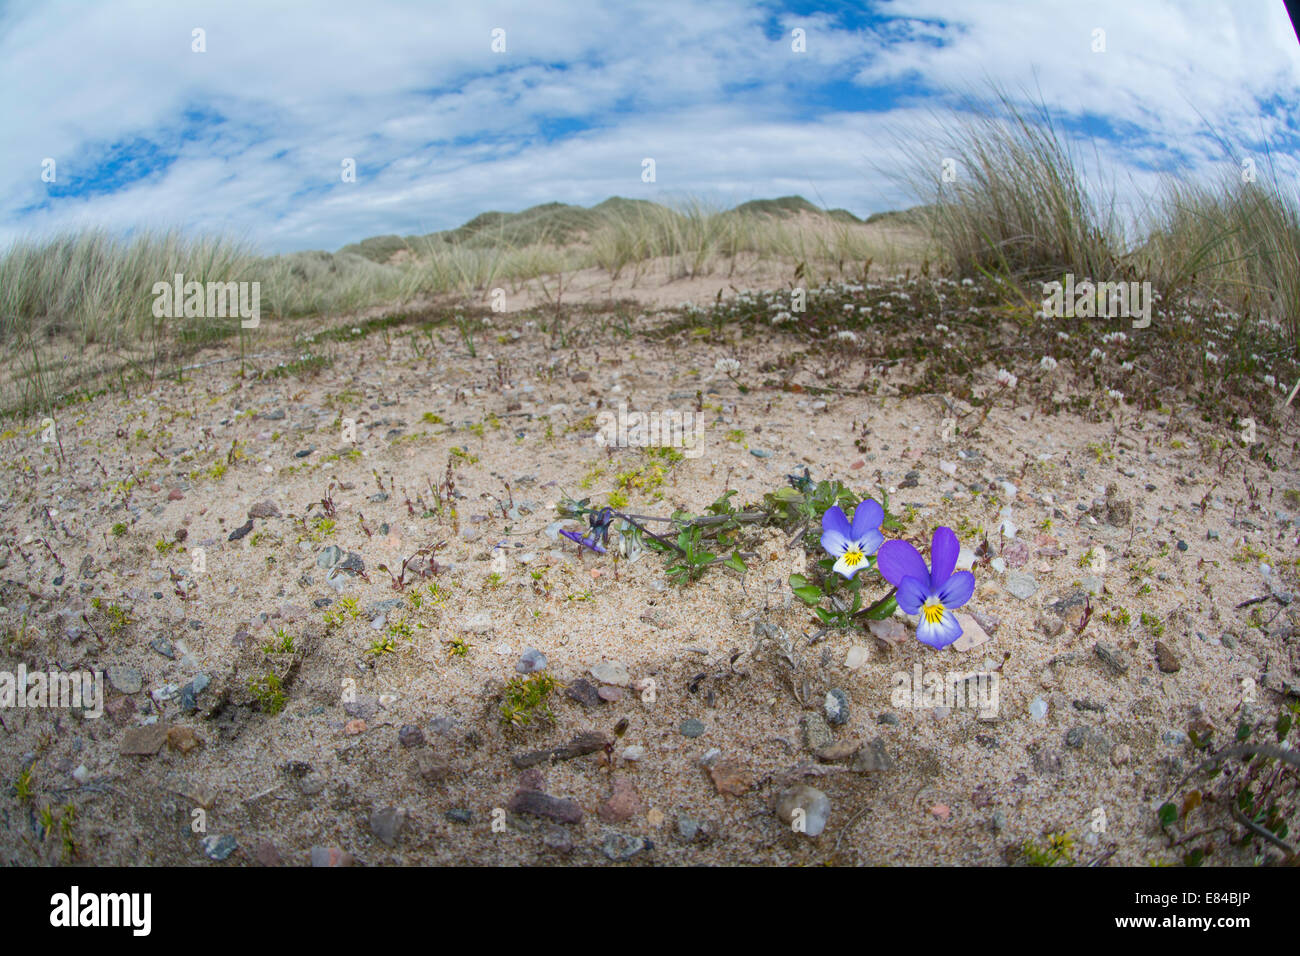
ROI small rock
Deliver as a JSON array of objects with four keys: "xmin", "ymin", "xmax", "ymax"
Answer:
[
  {"xmin": 310, "ymin": 846, "xmax": 354, "ymax": 867},
  {"xmin": 200, "ymin": 835, "xmax": 237, "ymax": 861},
  {"xmin": 598, "ymin": 778, "xmax": 642, "ymax": 823},
  {"xmin": 228, "ymin": 519, "xmax": 254, "ymax": 542},
  {"xmin": 1006, "ymin": 572, "xmax": 1039, "ymax": 600},
  {"xmin": 167, "ymin": 726, "xmax": 201, "ymax": 754},
  {"xmin": 1094, "ymin": 642, "xmax": 1130, "ymax": 674},
  {"xmin": 776, "ymin": 784, "xmax": 830, "ymax": 837},
  {"xmin": 802, "ymin": 713, "xmax": 834, "ymax": 752},
  {"xmin": 1110, "ymin": 743, "xmax": 1132, "ymax": 766},
  {"xmin": 708, "ymin": 760, "xmax": 751, "ymax": 796},
  {"xmin": 248, "ymin": 501, "xmax": 281, "ymax": 519},
  {"xmin": 601, "ymin": 831, "xmax": 647, "ymax": 861},
  {"xmin": 564, "ymin": 678, "xmax": 601, "ymax": 708},
  {"xmin": 680, "ymin": 718, "xmax": 706, "ymax": 738},
  {"xmin": 1029, "ymin": 697, "xmax": 1048, "ymax": 721},
  {"xmin": 851, "ymin": 737, "xmax": 894, "ymax": 773},
  {"xmin": 120, "ymin": 724, "xmax": 168, "ymax": 756},
  {"xmin": 590, "ymin": 661, "xmax": 630, "ymax": 687},
  {"xmin": 1154, "ymin": 641, "xmax": 1180, "ymax": 673},
  {"xmin": 106, "ymin": 665, "xmax": 143, "ymax": 695},
  {"xmin": 398, "ymin": 724, "xmax": 425, "ymax": 748},
  {"xmin": 516, "ymin": 647, "xmax": 548, "ymax": 674},
  {"xmin": 824, "ymin": 688, "xmax": 850, "ymax": 726},
  {"xmin": 369, "ymin": 807, "xmax": 407, "ymax": 847},
  {"xmin": 509, "ymin": 789, "xmax": 583, "ymax": 824}
]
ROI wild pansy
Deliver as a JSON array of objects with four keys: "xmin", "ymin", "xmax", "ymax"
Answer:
[
  {"xmin": 876, "ymin": 527, "xmax": 974, "ymax": 649},
  {"xmin": 560, "ymin": 506, "xmax": 614, "ymax": 554},
  {"xmin": 820, "ymin": 499, "xmax": 885, "ymax": 580}
]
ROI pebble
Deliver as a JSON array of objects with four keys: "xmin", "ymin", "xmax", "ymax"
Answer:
[
  {"xmin": 398, "ymin": 725, "xmax": 425, "ymax": 748},
  {"xmin": 598, "ymin": 778, "xmax": 642, "ymax": 823},
  {"xmin": 200, "ymin": 835, "xmax": 238, "ymax": 861},
  {"xmin": 708, "ymin": 760, "xmax": 751, "ymax": 796},
  {"xmin": 564, "ymin": 678, "xmax": 601, "ymax": 708},
  {"xmin": 1006, "ymin": 572, "xmax": 1039, "ymax": 600},
  {"xmin": 1094, "ymin": 642, "xmax": 1130, "ymax": 674},
  {"xmin": 311, "ymin": 846, "xmax": 354, "ymax": 867},
  {"xmin": 802, "ymin": 713, "xmax": 834, "ymax": 752},
  {"xmin": 1029, "ymin": 697, "xmax": 1048, "ymax": 721},
  {"xmin": 851, "ymin": 738, "xmax": 894, "ymax": 773},
  {"xmin": 508, "ymin": 789, "xmax": 583, "ymax": 824},
  {"xmin": 1154, "ymin": 641, "xmax": 1180, "ymax": 673},
  {"xmin": 776, "ymin": 784, "xmax": 830, "ymax": 837},
  {"xmin": 845, "ymin": 645, "xmax": 871, "ymax": 670},
  {"xmin": 601, "ymin": 831, "xmax": 648, "ymax": 861},
  {"xmin": 516, "ymin": 647, "xmax": 548, "ymax": 674},
  {"xmin": 1110, "ymin": 743, "xmax": 1132, "ymax": 766},
  {"xmin": 680, "ymin": 718, "xmax": 705, "ymax": 738},
  {"xmin": 106, "ymin": 665, "xmax": 143, "ymax": 695},
  {"xmin": 621, "ymin": 745, "xmax": 646, "ymax": 761},
  {"xmin": 369, "ymin": 807, "xmax": 407, "ymax": 847},
  {"xmin": 590, "ymin": 661, "xmax": 630, "ymax": 687},
  {"xmin": 824, "ymin": 688, "xmax": 850, "ymax": 726}
]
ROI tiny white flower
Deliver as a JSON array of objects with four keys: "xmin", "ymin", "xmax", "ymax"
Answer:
[
  {"xmin": 1057, "ymin": 331, "xmax": 1070, "ymax": 342},
  {"xmin": 1107, "ymin": 389, "xmax": 1124, "ymax": 401},
  {"xmin": 1264, "ymin": 374, "xmax": 1276, "ymax": 388},
  {"xmin": 995, "ymin": 369, "xmax": 1018, "ymax": 389},
  {"xmin": 1090, "ymin": 348, "xmax": 1106, "ymax": 361},
  {"xmin": 714, "ymin": 358, "xmax": 740, "ymax": 374},
  {"xmin": 1040, "ymin": 356, "xmax": 1058, "ymax": 371}
]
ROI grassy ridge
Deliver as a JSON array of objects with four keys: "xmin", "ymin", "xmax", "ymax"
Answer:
[{"xmin": 2, "ymin": 87, "xmax": 1298, "ymax": 417}]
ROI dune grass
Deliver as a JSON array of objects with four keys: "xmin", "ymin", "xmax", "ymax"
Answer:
[
  {"xmin": 897, "ymin": 87, "xmax": 1300, "ymax": 344},
  {"xmin": 4, "ymin": 102, "xmax": 1298, "ymax": 419}
]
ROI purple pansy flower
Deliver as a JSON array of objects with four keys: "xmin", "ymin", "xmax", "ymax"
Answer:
[
  {"xmin": 559, "ymin": 529, "xmax": 607, "ymax": 554},
  {"xmin": 560, "ymin": 506, "xmax": 614, "ymax": 554},
  {"xmin": 876, "ymin": 527, "xmax": 974, "ymax": 649},
  {"xmin": 820, "ymin": 500, "xmax": 885, "ymax": 579}
]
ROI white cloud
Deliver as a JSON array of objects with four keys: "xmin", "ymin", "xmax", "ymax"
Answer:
[{"xmin": 0, "ymin": 0, "xmax": 1295, "ymax": 252}]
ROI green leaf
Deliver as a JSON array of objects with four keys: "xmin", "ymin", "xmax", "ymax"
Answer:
[
  {"xmin": 1157, "ymin": 802, "xmax": 1178, "ymax": 827},
  {"xmin": 861, "ymin": 592, "xmax": 898, "ymax": 621},
  {"xmin": 723, "ymin": 553, "xmax": 747, "ymax": 573},
  {"xmin": 813, "ymin": 607, "xmax": 835, "ymax": 626},
  {"xmin": 1277, "ymin": 711, "xmax": 1292, "ymax": 742},
  {"xmin": 792, "ymin": 585, "xmax": 824, "ymax": 605}
]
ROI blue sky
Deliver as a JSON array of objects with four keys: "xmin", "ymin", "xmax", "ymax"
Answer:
[{"xmin": 2, "ymin": 0, "xmax": 1298, "ymax": 253}]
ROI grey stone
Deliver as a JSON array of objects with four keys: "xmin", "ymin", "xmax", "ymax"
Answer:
[{"xmin": 824, "ymin": 688, "xmax": 850, "ymax": 726}]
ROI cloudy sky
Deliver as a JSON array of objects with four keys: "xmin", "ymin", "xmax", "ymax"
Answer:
[{"xmin": 2, "ymin": 1, "xmax": 1298, "ymax": 253}]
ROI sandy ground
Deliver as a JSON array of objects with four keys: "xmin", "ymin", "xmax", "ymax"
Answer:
[{"xmin": 1, "ymin": 270, "xmax": 1297, "ymax": 867}]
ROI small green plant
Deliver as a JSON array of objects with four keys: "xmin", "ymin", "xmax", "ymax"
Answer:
[
  {"xmin": 1100, "ymin": 607, "xmax": 1131, "ymax": 626},
  {"xmin": 155, "ymin": 538, "xmax": 176, "ymax": 555},
  {"xmin": 1022, "ymin": 831, "xmax": 1076, "ymax": 866},
  {"xmin": 261, "ymin": 628, "xmax": 294, "ymax": 654},
  {"xmin": 248, "ymin": 673, "xmax": 287, "ymax": 714},
  {"xmin": 368, "ymin": 636, "xmax": 397, "ymax": 656},
  {"xmin": 15, "ymin": 769, "xmax": 33, "ymax": 804},
  {"xmin": 111, "ymin": 522, "xmax": 128, "ymax": 537},
  {"xmin": 500, "ymin": 673, "xmax": 559, "ymax": 727},
  {"xmin": 1140, "ymin": 611, "xmax": 1165, "ymax": 637},
  {"xmin": 447, "ymin": 635, "xmax": 470, "ymax": 657}
]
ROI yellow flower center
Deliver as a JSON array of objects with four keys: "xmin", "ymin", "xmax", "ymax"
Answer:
[
  {"xmin": 841, "ymin": 548, "xmax": 863, "ymax": 568},
  {"xmin": 922, "ymin": 598, "xmax": 946, "ymax": 625}
]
